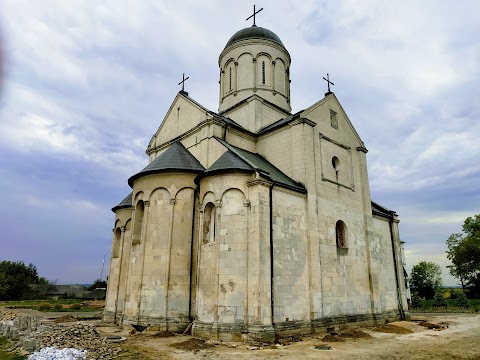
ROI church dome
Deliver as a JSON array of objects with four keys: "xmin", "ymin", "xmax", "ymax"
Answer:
[{"xmin": 224, "ymin": 25, "xmax": 284, "ymax": 49}]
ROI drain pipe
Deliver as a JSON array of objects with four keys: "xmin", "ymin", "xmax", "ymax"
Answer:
[
  {"xmin": 389, "ymin": 219, "xmax": 405, "ymax": 321},
  {"xmin": 187, "ymin": 189, "xmax": 197, "ymax": 323},
  {"xmin": 269, "ymin": 184, "xmax": 278, "ymax": 343}
]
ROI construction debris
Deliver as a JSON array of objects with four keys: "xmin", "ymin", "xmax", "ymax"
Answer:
[{"xmin": 28, "ymin": 347, "xmax": 87, "ymax": 360}]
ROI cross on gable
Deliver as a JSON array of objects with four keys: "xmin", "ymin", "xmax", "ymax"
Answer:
[
  {"xmin": 323, "ymin": 73, "xmax": 334, "ymax": 94},
  {"xmin": 178, "ymin": 73, "xmax": 190, "ymax": 92},
  {"xmin": 246, "ymin": 5, "xmax": 263, "ymax": 26}
]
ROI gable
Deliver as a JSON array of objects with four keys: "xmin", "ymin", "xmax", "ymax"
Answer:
[
  {"xmin": 148, "ymin": 93, "xmax": 211, "ymax": 151},
  {"xmin": 301, "ymin": 93, "xmax": 365, "ymax": 149},
  {"xmin": 220, "ymin": 95, "xmax": 290, "ymax": 133}
]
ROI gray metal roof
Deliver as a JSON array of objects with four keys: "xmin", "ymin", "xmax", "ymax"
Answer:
[
  {"xmin": 217, "ymin": 139, "xmax": 306, "ymax": 194},
  {"xmin": 371, "ymin": 201, "xmax": 397, "ymax": 219},
  {"xmin": 203, "ymin": 150, "xmax": 254, "ymax": 175},
  {"xmin": 225, "ymin": 26, "xmax": 285, "ymax": 49},
  {"xmin": 257, "ymin": 111, "xmax": 303, "ymax": 135},
  {"xmin": 128, "ymin": 142, "xmax": 205, "ymax": 187},
  {"xmin": 112, "ymin": 192, "xmax": 132, "ymax": 213}
]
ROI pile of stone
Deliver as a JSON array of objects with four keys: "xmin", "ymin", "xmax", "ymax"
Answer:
[
  {"xmin": 39, "ymin": 324, "xmax": 122, "ymax": 359},
  {"xmin": 28, "ymin": 347, "xmax": 87, "ymax": 360},
  {"xmin": 1, "ymin": 313, "xmax": 40, "ymax": 341},
  {"xmin": 0, "ymin": 309, "xmax": 19, "ymax": 321},
  {"xmin": 1, "ymin": 312, "xmax": 122, "ymax": 359}
]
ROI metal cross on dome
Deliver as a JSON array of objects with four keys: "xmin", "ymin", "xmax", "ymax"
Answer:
[
  {"xmin": 246, "ymin": 5, "xmax": 263, "ymax": 26},
  {"xmin": 323, "ymin": 73, "xmax": 334, "ymax": 93},
  {"xmin": 178, "ymin": 73, "xmax": 190, "ymax": 92}
]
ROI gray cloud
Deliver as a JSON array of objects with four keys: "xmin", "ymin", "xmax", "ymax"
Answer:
[{"xmin": 0, "ymin": 1, "xmax": 478, "ymax": 284}]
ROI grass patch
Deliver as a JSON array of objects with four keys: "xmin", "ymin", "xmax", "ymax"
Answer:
[
  {"xmin": 1, "ymin": 299, "xmax": 102, "ymax": 312},
  {"xmin": 410, "ymin": 298, "xmax": 480, "ymax": 313},
  {"xmin": 0, "ymin": 337, "xmax": 27, "ymax": 360}
]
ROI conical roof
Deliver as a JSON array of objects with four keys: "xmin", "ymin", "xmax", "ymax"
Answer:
[
  {"xmin": 128, "ymin": 142, "xmax": 204, "ymax": 187},
  {"xmin": 203, "ymin": 150, "xmax": 254, "ymax": 175},
  {"xmin": 111, "ymin": 192, "xmax": 132, "ymax": 212}
]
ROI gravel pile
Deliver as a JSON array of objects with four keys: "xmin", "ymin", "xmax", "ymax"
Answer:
[
  {"xmin": 53, "ymin": 315, "xmax": 78, "ymax": 324},
  {"xmin": 0, "ymin": 309, "xmax": 19, "ymax": 321},
  {"xmin": 28, "ymin": 347, "xmax": 87, "ymax": 360},
  {"xmin": 40, "ymin": 324, "xmax": 122, "ymax": 359}
]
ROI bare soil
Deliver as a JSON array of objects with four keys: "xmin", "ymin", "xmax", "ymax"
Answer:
[{"xmin": 104, "ymin": 314, "xmax": 480, "ymax": 360}]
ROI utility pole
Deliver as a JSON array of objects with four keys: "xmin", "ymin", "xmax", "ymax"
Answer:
[{"xmin": 100, "ymin": 251, "xmax": 106, "ymax": 280}]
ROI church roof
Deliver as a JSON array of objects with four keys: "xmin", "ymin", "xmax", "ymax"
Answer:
[
  {"xmin": 181, "ymin": 91, "xmax": 252, "ymax": 133},
  {"xmin": 217, "ymin": 139, "xmax": 307, "ymax": 194},
  {"xmin": 203, "ymin": 150, "xmax": 255, "ymax": 175},
  {"xmin": 371, "ymin": 201, "xmax": 397, "ymax": 219},
  {"xmin": 224, "ymin": 25, "xmax": 285, "ymax": 49},
  {"xmin": 257, "ymin": 111, "xmax": 303, "ymax": 135},
  {"xmin": 129, "ymin": 142, "xmax": 205, "ymax": 187},
  {"xmin": 112, "ymin": 192, "xmax": 132, "ymax": 213}
]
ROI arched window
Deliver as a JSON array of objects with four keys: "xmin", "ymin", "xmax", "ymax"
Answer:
[
  {"xmin": 132, "ymin": 200, "xmax": 144, "ymax": 244},
  {"xmin": 332, "ymin": 156, "xmax": 340, "ymax": 181},
  {"xmin": 262, "ymin": 61, "xmax": 266, "ymax": 84},
  {"xmin": 336, "ymin": 220, "xmax": 347, "ymax": 249},
  {"xmin": 113, "ymin": 227, "xmax": 121, "ymax": 258},
  {"xmin": 203, "ymin": 203, "xmax": 216, "ymax": 244},
  {"xmin": 229, "ymin": 67, "xmax": 232, "ymax": 90}
]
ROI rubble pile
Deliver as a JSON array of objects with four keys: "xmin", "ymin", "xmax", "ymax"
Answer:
[
  {"xmin": 0, "ymin": 309, "xmax": 19, "ymax": 321},
  {"xmin": 1, "ymin": 310, "xmax": 122, "ymax": 359},
  {"xmin": 28, "ymin": 347, "xmax": 87, "ymax": 360},
  {"xmin": 40, "ymin": 324, "xmax": 122, "ymax": 359}
]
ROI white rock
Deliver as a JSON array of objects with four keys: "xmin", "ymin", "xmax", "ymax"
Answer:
[{"xmin": 27, "ymin": 346, "xmax": 87, "ymax": 360}]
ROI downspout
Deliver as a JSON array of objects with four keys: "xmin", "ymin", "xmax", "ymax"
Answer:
[
  {"xmin": 389, "ymin": 219, "xmax": 405, "ymax": 321},
  {"xmin": 188, "ymin": 189, "xmax": 197, "ymax": 323},
  {"xmin": 269, "ymin": 185, "xmax": 278, "ymax": 343}
]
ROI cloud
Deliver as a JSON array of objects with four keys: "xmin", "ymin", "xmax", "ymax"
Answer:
[{"xmin": 0, "ymin": 1, "xmax": 479, "ymax": 284}]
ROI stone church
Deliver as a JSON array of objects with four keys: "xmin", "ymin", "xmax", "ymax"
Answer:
[{"xmin": 103, "ymin": 21, "xmax": 409, "ymax": 342}]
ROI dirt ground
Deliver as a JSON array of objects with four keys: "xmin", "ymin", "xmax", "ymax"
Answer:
[{"xmin": 95, "ymin": 313, "xmax": 480, "ymax": 360}]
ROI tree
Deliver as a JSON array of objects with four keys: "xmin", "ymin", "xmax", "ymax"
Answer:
[
  {"xmin": 446, "ymin": 214, "xmax": 480, "ymax": 297},
  {"xmin": 410, "ymin": 261, "xmax": 442, "ymax": 299},
  {"xmin": 432, "ymin": 290, "xmax": 448, "ymax": 308},
  {"xmin": 456, "ymin": 292, "xmax": 470, "ymax": 308},
  {"xmin": 0, "ymin": 260, "xmax": 54, "ymax": 300},
  {"xmin": 87, "ymin": 278, "xmax": 107, "ymax": 291}
]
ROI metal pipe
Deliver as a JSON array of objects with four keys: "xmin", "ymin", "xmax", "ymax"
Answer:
[{"xmin": 389, "ymin": 219, "xmax": 405, "ymax": 321}]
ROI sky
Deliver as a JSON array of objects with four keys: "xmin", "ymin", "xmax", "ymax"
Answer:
[{"xmin": 0, "ymin": 1, "xmax": 479, "ymax": 285}]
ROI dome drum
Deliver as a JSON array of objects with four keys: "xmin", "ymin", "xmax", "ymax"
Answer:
[{"xmin": 218, "ymin": 26, "xmax": 291, "ymax": 113}]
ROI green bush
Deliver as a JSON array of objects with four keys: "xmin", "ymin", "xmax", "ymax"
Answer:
[
  {"xmin": 69, "ymin": 303, "xmax": 82, "ymax": 310},
  {"xmin": 37, "ymin": 302, "xmax": 51, "ymax": 311},
  {"xmin": 433, "ymin": 291, "xmax": 448, "ymax": 308},
  {"xmin": 53, "ymin": 303, "xmax": 63, "ymax": 311},
  {"xmin": 411, "ymin": 296, "xmax": 423, "ymax": 309}
]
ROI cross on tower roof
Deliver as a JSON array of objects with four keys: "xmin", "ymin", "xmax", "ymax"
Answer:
[
  {"xmin": 323, "ymin": 73, "xmax": 334, "ymax": 95},
  {"xmin": 178, "ymin": 73, "xmax": 190, "ymax": 93},
  {"xmin": 246, "ymin": 5, "xmax": 263, "ymax": 26}
]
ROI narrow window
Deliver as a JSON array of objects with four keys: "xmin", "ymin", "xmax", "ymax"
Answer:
[
  {"xmin": 203, "ymin": 203, "xmax": 216, "ymax": 244},
  {"xmin": 332, "ymin": 156, "xmax": 340, "ymax": 181},
  {"xmin": 330, "ymin": 110, "xmax": 338, "ymax": 129},
  {"xmin": 262, "ymin": 61, "xmax": 266, "ymax": 84},
  {"xmin": 132, "ymin": 200, "xmax": 144, "ymax": 244},
  {"xmin": 229, "ymin": 67, "xmax": 232, "ymax": 90},
  {"xmin": 336, "ymin": 220, "xmax": 347, "ymax": 249}
]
